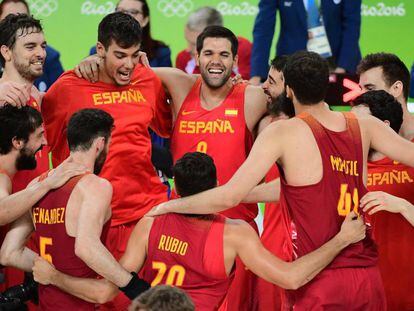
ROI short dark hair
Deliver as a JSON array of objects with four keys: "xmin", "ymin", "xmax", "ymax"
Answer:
[
  {"xmin": 0, "ymin": 0, "xmax": 29, "ymax": 17},
  {"xmin": 67, "ymin": 109, "xmax": 114, "ymax": 152},
  {"xmin": 357, "ymin": 53, "xmax": 410, "ymax": 101},
  {"xmin": 132, "ymin": 285, "xmax": 194, "ymax": 311},
  {"xmin": 0, "ymin": 13, "xmax": 42, "ymax": 66},
  {"xmin": 0, "ymin": 105, "xmax": 42, "ymax": 154},
  {"xmin": 173, "ymin": 152, "xmax": 217, "ymax": 197},
  {"xmin": 196, "ymin": 25, "xmax": 238, "ymax": 57},
  {"xmin": 284, "ymin": 51, "xmax": 329, "ymax": 105},
  {"xmin": 97, "ymin": 11, "xmax": 142, "ymax": 50},
  {"xmin": 351, "ymin": 90, "xmax": 403, "ymax": 133},
  {"xmin": 270, "ymin": 55, "xmax": 289, "ymax": 72}
]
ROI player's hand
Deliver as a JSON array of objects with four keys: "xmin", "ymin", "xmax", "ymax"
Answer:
[
  {"xmin": 360, "ymin": 191, "xmax": 408, "ymax": 215},
  {"xmin": 338, "ymin": 211, "xmax": 366, "ymax": 245},
  {"xmin": 74, "ymin": 54, "xmax": 101, "ymax": 83},
  {"xmin": 146, "ymin": 201, "xmax": 172, "ymax": 217},
  {"xmin": 32, "ymin": 257, "xmax": 56, "ymax": 285},
  {"xmin": 0, "ymin": 81, "xmax": 31, "ymax": 108},
  {"xmin": 43, "ymin": 157, "xmax": 87, "ymax": 190},
  {"xmin": 30, "ymin": 85, "xmax": 44, "ymax": 107},
  {"xmin": 231, "ymin": 74, "xmax": 246, "ymax": 85},
  {"xmin": 137, "ymin": 51, "xmax": 150, "ymax": 68}
]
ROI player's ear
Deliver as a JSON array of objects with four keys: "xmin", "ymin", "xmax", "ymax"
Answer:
[
  {"xmin": 286, "ymin": 85, "xmax": 293, "ymax": 100},
  {"xmin": 0, "ymin": 45, "xmax": 11, "ymax": 64},
  {"xmin": 94, "ymin": 137, "xmax": 105, "ymax": 153},
  {"xmin": 96, "ymin": 42, "xmax": 106, "ymax": 58},
  {"xmin": 390, "ymin": 80, "xmax": 403, "ymax": 99},
  {"xmin": 383, "ymin": 120, "xmax": 391, "ymax": 128},
  {"xmin": 195, "ymin": 52, "xmax": 200, "ymax": 66},
  {"xmin": 11, "ymin": 137, "xmax": 24, "ymax": 150}
]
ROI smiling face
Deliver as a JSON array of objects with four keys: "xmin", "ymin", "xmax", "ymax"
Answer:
[
  {"xmin": 262, "ymin": 67, "xmax": 285, "ymax": 104},
  {"xmin": 9, "ymin": 29, "xmax": 46, "ymax": 81},
  {"xmin": 196, "ymin": 37, "xmax": 237, "ymax": 89},
  {"xmin": 15, "ymin": 124, "xmax": 46, "ymax": 170},
  {"xmin": 97, "ymin": 40, "xmax": 141, "ymax": 86}
]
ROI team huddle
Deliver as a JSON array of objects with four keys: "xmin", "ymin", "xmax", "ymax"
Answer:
[{"xmin": 0, "ymin": 3, "xmax": 413, "ymax": 311}]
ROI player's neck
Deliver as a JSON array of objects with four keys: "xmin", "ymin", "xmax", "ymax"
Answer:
[
  {"xmin": 400, "ymin": 106, "xmax": 414, "ymax": 141},
  {"xmin": 200, "ymin": 80, "xmax": 233, "ymax": 110},
  {"xmin": 293, "ymin": 100, "xmax": 329, "ymax": 116},
  {"xmin": 1, "ymin": 66, "xmax": 33, "ymax": 86},
  {"xmin": 69, "ymin": 151, "xmax": 96, "ymax": 173},
  {"xmin": 0, "ymin": 153, "xmax": 18, "ymax": 178}
]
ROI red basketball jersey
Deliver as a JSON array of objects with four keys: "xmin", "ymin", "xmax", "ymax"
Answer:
[
  {"xmin": 171, "ymin": 79, "xmax": 256, "ymax": 222},
  {"xmin": 41, "ymin": 66, "xmax": 171, "ymax": 226},
  {"xmin": 367, "ymin": 154, "xmax": 414, "ymax": 311},
  {"xmin": 278, "ymin": 112, "xmax": 377, "ymax": 269},
  {"xmin": 140, "ymin": 214, "xmax": 234, "ymax": 311},
  {"xmin": 13, "ymin": 96, "xmax": 50, "ymax": 192},
  {"xmin": 33, "ymin": 174, "xmax": 110, "ymax": 310}
]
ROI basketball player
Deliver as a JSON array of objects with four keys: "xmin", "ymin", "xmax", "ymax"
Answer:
[
  {"xmin": 32, "ymin": 152, "xmax": 365, "ymax": 311},
  {"xmin": 148, "ymin": 51, "xmax": 414, "ymax": 309}
]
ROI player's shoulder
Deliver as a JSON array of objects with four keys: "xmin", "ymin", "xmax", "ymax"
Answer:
[
  {"xmin": 77, "ymin": 174, "xmax": 112, "ymax": 195},
  {"xmin": 50, "ymin": 70, "xmax": 86, "ymax": 89}
]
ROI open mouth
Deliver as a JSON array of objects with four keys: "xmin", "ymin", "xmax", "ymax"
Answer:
[
  {"xmin": 30, "ymin": 61, "xmax": 44, "ymax": 68},
  {"xmin": 118, "ymin": 70, "xmax": 131, "ymax": 82},
  {"xmin": 208, "ymin": 68, "xmax": 224, "ymax": 76}
]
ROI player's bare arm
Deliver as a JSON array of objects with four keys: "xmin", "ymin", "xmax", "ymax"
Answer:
[
  {"xmin": 361, "ymin": 191, "xmax": 414, "ymax": 226},
  {"xmin": 0, "ymin": 212, "xmax": 37, "ymax": 271},
  {"xmin": 148, "ymin": 121, "xmax": 286, "ymax": 216},
  {"xmin": 73, "ymin": 175, "xmax": 132, "ymax": 287},
  {"xmin": 0, "ymin": 159, "xmax": 86, "ymax": 225},
  {"xmin": 227, "ymin": 211, "xmax": 365, "ymax": 289},
  {"xmin": 244, "ymin": 85, "xmax": 268, "ymax": 132},
  {"xmin": 33, "ymin": 215, "xmax": 154, "ymax": 303},
  {"xmin": 361, "ymin": 115, "xmax": 414, "ymax": 168},
  {"xmin": 242, "ymin": 179, "xmax": 280, "ymax": 203}
]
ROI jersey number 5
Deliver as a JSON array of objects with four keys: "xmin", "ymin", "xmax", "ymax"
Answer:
[
  {"xmin": 151, "ymin": 261, "xmax": 186, "ymax": 286},
  {"xmin": 39, "ymin": 236, "xmax": 53, "ymax": 263},
  {"xmin": 337, "ymin": 184, "xmax": 359, "ymax": 216}
]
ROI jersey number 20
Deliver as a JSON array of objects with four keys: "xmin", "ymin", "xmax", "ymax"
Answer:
[{"xmin": 151, "ymin": 261, "xmax": 186, "ymax": 286}]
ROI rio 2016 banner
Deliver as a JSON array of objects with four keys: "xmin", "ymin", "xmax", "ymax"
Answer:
[{"xmin": 28, "ymin": 0, "xmax": 413, "ymax": 75}]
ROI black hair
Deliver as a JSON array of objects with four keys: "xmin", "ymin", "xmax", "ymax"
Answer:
[
  {"xmin": 284, "ymin": 51, "xmax": 329, "ymax": 105},
  {"xmin": 0, "ymin": 13, "xmax": 42, "ymax": 66},
  {"xmin": 67, "ymin": 109, "xmax": 114, "ymax": 152},
  {"xmin": 196, "ymin": 25, "xmax": 238, "ymax": 57},
  {"xmin": 357, "ymin": 52, "xmax": 410, "ymax": 101},
  {"xmin": 351, "ymin": 90, "xmax": 403, "ymax": 133},
  {"xmin": 173, "ymin": 152, "xmax": 217, "ymax": 197},
  {"xmin": 270, "ymin": 55, "xmax": 289, "ymax": 72},
  {"xmin": 98, "ymin": 11, "xmax": 142, "ymax": 50},
  {"xmin": 0, "ymin": 105, "xmax": 42, "ymax": 154}
]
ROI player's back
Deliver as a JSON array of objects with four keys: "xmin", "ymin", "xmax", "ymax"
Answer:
[
  {"xmin": 32, "ymin": 174, "xmax": 110, "ymax": 310},
  {"xmin": 141, "ymin": 213, "xmax": 234, "ymax": 311},
  {"xmin": 277, "ymin": 111, "xmax": 377, "ymax": 268}
]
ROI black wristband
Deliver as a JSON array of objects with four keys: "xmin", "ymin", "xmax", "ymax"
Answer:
[{"xmin": 119, "ymin": 272, "xmax": 150, "ymax": 300}]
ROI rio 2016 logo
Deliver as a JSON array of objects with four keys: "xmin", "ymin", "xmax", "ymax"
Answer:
[
  {"xmin": 29, "ymin": 0, "xmax": 58, "ymax": 17},
  {"xmin": 157, "ymin": 0, "xmax": 193, "ymax": 18}
]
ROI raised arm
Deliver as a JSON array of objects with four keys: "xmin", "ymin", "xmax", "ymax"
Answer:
[
  {"xmin": 229, "ymin": 212, "xmax": 365, "ymax": 289},
  {"xmin": 148, "ymin": 121, "xmax": 285, "ymax": 216},
  {"xmin": 0, "ymin": 212, "xmax": 37, "ymax": 271}
]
